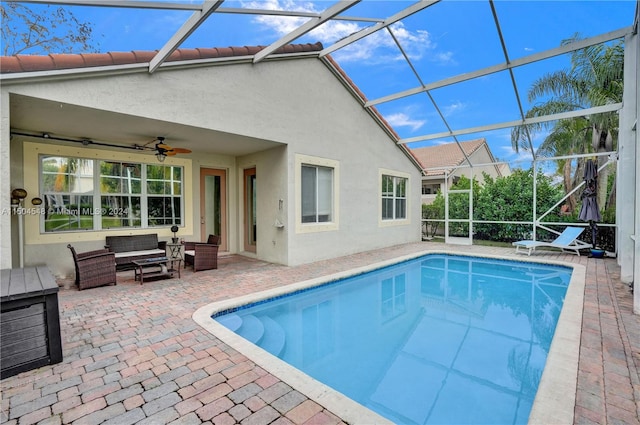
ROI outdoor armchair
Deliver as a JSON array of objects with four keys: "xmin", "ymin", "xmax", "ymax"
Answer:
[
  {"xmin": 184, "ymin": 235, "xmax": 220, "ymax": 272},
  {"xmin": 67, "ymin": 244, "xmax": 117, "ymax": 290}
]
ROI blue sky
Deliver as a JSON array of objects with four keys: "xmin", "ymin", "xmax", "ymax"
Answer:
[{"xmin": 19, "ymin": 0, "xmax": 638, "ymax": 166}]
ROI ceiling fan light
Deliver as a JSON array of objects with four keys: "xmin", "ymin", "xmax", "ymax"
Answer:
[{"xmin": 156, "ymin": 152, "xmax": 166, "ymax": 162}]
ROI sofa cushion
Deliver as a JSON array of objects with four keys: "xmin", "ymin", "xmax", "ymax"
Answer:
[{"xmin": 114, "ymin": 249, "xmax": 165, "ymax": 259}]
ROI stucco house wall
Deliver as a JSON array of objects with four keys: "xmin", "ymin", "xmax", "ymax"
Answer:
[{"xmin": 1, "ymin": 53, "xmax": 422, "ymax": 276}]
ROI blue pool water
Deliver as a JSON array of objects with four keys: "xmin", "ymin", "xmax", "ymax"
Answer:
[{"xmin": 213, "ymin": 254, "xmax": 572, "ymax": 425}]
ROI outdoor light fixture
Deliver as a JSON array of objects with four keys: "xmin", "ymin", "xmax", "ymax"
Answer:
[
  {"xmin": 31, "ymin": 197, "xmax": 43, "ymax": 206},
  {"xmin": 171, "ymin": 225, "xmax": 179, "ymax": 243},
  {"xmin": 11, "ymin": 188, "xmax": 27, "ymax": 201},
  {"xmin": 10, "ymin": 188, "xmax": 28, "ymax": 269},
  {"xmin": 156, "ymin": 152, "xmax": 167, "ymax": 162}
]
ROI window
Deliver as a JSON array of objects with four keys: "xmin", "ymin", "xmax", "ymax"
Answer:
[
  {"xmin": 301, "ymin": 164, "xmax": 333, "ymax": 223},
  {"xmin": 41, "ymin": 157, "xmax": 94, "ymax": 232},
  {"xmin": 146, "ymin": 164, "xmax": 182, "ymax": 226},
  {"xmin": 100, "ymin": 161, "xmax": 142, "ymax": 228},
  {"xmin": 422, "ymin": 183, "xmax": 440, "ymax": 195},
  {"xmin": 382, "ymin": 174, "xmax": 407, "ymax": 220},
  {"xmin": 295, "ymin": 154, "xmax": 339, "ymax": 233},
  {"xmin": 40, "ymin": 155, "xmax": 183, "ymax": 233}
]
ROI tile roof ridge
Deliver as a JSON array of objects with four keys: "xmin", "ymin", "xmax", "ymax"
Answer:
[{"xmin": 0, "ymin": 42, "xmax": 323, "ymax": 74}]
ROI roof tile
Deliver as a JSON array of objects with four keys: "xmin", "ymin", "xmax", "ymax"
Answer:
[
  {"xmin": 176, "ymin": 48, "xmax": 202, "ymax": 61},
  {"xmin": 215, "ymin": 47, "xmax": 234, "ymax": 57},
  {"xmin": 108, "ymin": 51, "xmax": 136, "ymax": 65},
  {"xmin": 16, "ymin": 55, "xmax": 54, "ymax": 72},
  {"xmin": 50, "ymin": 54, "xmax": 86, "ymax": 69},
  {"xmin": 246, "ymin": 46, "xmax": 263, "ymax": 55},
  {"xmin": 1, "ymin": 42, "xmax": 324, "ymax": 74},
  {"xmin": 410, "ymin": 139, "xmax": 486, "ymax": 175},
  {"xmin": 0, "ymin": 56, "xmax": 21, "ymax": 72},
  {"xmin": 196, "ymin": 47, "xmax": 219, "ymax": 58},
  {"xmin": 131, "ymin": 50, "xmax": 156, "ymax": 63},
  {"xmin": 80, "ymin": 53, "xmax": 114, "ymax": 67},
  {"xmin": 231, "ymin": 46, "xmax": 250, "ymax": 56}
]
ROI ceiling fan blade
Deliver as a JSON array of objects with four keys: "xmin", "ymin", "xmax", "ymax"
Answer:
[
  {"xmin": 139, "ymin": 136, "xmax": 164, "ymax": 148},
  {"xmin": 170, "ymin": 147, "xmax": 192, "ymax": 154},
  {"xmin": 156, "ymin": 143, "xmax": 173, "ymax": 151}
]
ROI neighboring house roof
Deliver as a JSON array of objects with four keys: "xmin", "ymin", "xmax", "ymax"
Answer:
[
  {"xmin": 0, "ymin": 43, "xmax": 323, "ymax": 73},
  {"xmin": 411, "ymin": 139, "xmax": 488, "ymax": 176}
]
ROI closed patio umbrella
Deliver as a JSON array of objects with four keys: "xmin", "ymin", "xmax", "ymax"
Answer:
[{"xmin": 578, "ymin": 159, "xmax": 601, "ymax": 248}]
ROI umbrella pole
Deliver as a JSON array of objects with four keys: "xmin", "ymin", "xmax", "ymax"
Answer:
[{"xmin": 589, "ymin": 220, "xmax": 598, "ymax": 248}]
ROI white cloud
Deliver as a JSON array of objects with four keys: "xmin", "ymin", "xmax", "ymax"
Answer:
[
  {"xmin": 499, "ymin": 145, "xmax": 536, "ymax": 164},
  {"xmin": 240, "ymin": 1, "xmax": 453, "ymax": 65},
  {"xmin": 442, "ymin": 101, "xmax": 466, "ymax": 117},
  {"xmin": 384, "ymin": 112, "xmax": 426, "ymax": 131}
]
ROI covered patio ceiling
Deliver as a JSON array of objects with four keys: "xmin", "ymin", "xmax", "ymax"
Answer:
[
  {"xmin": 6, "ymin": 0, "xmax": 639, "ymax": 162},
  {"xmin": 9, "ymin": 94, "xmax": 284, "ymax": 156}
]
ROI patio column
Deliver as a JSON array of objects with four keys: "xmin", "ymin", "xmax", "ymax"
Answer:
[
  {"xmin": 617, "ymin": 27, "xmax": 638, "ymax": 312},
  {"xmin": 0, "ymin": 91, "xmax": 12, "ymax": 269}
]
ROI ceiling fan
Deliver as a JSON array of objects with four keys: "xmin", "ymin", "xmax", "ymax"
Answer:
[
  {"xmin": 152, "ymin": 137, "xmax": 192, "ymax": 162},
  {"xmin": 135, "ymin": 136, "xmax": 192, "ymax": 162},
  {"xmin": 9, "ymin": 131, "xmax": 192, "ymax": 162}
]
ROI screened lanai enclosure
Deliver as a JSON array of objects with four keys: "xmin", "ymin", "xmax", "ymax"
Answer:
[{"xmin": 1, "ymin": 0, "xmax": 639, "ymax": 311}]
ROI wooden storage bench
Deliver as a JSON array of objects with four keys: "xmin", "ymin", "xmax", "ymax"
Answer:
[{"xmin": 1, "ymin": 266, "xmax": 63, "ymax": 379}]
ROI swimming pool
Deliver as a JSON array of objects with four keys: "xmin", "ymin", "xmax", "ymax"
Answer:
[{"xmin": 193, "ymin": 251, "xmax": 585, "ymax": 425}]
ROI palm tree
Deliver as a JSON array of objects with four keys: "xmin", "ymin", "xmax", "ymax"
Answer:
[
  {"xmin": 511, "ymin": 35, "xmax": 623, "ymax": 211},
  {"xmin": 536, "ymin": 117, "xmax": 591, "ymax": 213}
]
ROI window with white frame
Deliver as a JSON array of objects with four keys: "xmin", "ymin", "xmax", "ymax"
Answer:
[
  {"xmin": 100, "ymin": 161, "xmax": 142, "ymax": 228},
  {"xmin": 40, "ymin": 155, "xmax": 183, "ymax": 232},
  {"xmin": 422, "ymin": 182, "xmax": 440, "ymax": 195},
  {"xmin": 301, "ymin": 164, "xmax": 334, "ymax": 223},
  {"xmin": 146, "ymin": 164, "xmax": 183, "ymax": 226},
  {"xmin": 296, "ymin": 154, "xmax": 339, "ymax": 233},
  {"xmin": 382, "ymin": 174, "xmax": 407, "ymax": 220},
  {"xmin": 41, "ymin": 157, "xmax": 95, "ymax": 232}
]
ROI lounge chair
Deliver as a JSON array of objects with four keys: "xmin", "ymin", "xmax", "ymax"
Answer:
[{"xmin": 512, "ymin": 226, "xmax": 592, "ymax": 256}]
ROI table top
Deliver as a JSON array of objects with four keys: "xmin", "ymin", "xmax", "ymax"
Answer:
[{"xmin": 132, "ymin": 257, "xmax": 169, "ymax": 266}]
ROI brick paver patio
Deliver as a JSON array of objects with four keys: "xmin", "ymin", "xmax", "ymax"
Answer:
[{"xmin": 1, "ymin": 242, "xmax": 639, "ymax": 424}]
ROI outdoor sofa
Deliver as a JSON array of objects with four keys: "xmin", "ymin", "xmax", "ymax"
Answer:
[{"xmin": 105, "ymin": 234, "xmax": 167, "ymax": 270}]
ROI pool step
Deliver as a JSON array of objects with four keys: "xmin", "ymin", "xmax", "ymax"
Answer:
[
  {"xmin": 215, "ymin": 313, "xmax": 243, "ymax": 332},
  {"xmin": 216, "ymin": 313, "xmax": 286, "ymax": 357},
  {"xmin": 237, "ymin": 314, "xmax": 264, "ymax": 344},
  {"xmin": 258, "ymin": 315, "xmax": 286, "ymax": 357}
]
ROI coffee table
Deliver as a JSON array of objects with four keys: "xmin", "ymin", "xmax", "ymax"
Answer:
[{"xmin": 132, "ymin": 257, "xmax": 181, "ymax": 285}]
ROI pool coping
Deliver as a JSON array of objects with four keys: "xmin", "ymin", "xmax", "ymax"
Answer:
[{"xmin": 192, "ymin": 249, "xmax": 585, "ymax": 425}]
